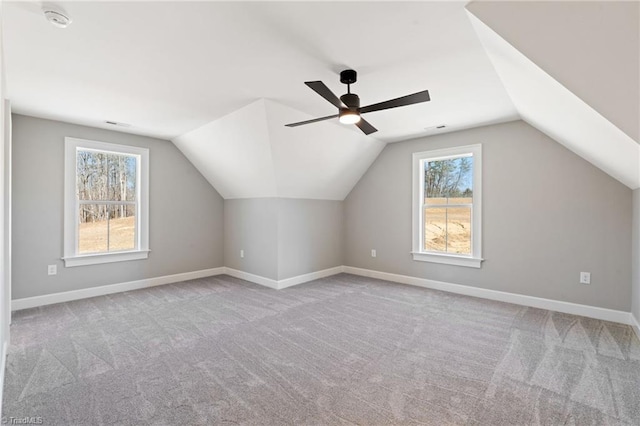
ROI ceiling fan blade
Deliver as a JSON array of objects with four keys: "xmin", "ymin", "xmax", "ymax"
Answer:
[
  {"xmin": 360, "ymin": 90, "xmax": 431, "ymax": 114},
  {"xmin": 305, "ymin": 81, "xmax": 346, "ymax": 109},
  {"xmin": 355, "ymin": 117, "xmax": 377, "ymax": 135},
  {"xmin": 285, "ymin": 114, "xmax": 339, "ymax": 127}
]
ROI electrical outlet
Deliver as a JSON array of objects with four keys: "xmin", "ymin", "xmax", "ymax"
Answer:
[
  {"xmin": 580, "ymin": 272, "xmax": 591, "ymax": 284},
  {"xmin": 47, "ymin": 265, "xmax": 57, "ymax": 275},
  {"xmin": 371, "ymin": 249, "xmax": 377, "ymax": 258},
  {"xmin": 240, "ymin": 249, "xmax": 244, "ymax": 258}
]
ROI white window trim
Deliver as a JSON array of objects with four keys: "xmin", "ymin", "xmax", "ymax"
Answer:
[
  {"xmin": 63, "ymin": 137, "xmax": 150, "ymax": 267},
  {"xmin": 411, "ymin": 144, "xmax": 483, "ymax": 268}
]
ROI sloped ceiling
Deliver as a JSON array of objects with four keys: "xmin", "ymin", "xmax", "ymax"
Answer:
[
  {"xmin": 173, "ymin": 99, "xmax": 385, "ymax": 200},
  {"xmin": 466, "ymin": 0, "xmax": 639, "ymax": 143},
  {"xmin": 466, "ymin": 1, "xmax": 640, "ymax": 189},
  {"xmin": 2, "ymin": 1, "xmax": 517, "ymax": 141},
  {"xmin": 3, "ymin": 1, "xmax": 639, "ymax": 198},
  {"xmin": 3, "ymin": 1, "xmax": 519, "ymax": 200}
]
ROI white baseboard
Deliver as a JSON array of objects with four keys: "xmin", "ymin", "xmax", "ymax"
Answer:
[
  {"xmin": 11, "ymin": 264, "xmax": 638, "ymax": 330},
  {"xmin": 343, "ymin": 266, "xmax": 635, "ymax": 326},
  {"xmin": 278, "ymin": 266, "xmax": 344, "ymax": 289},
  {"xmin": 631, "ymin": 313, "xmax": 640, "ymax": 341},
  {"xmin": 11, "ymin": 266, "xmax": 345, "ymax": 310},
  {"xmin": 223, "ymin": 268, "xmax": 279, "ymax": 289},
  {"xmin": 0, "ymin": 340, "xmax": 7, "ymax": 416},
  {"xmin": 11, "ymin": 267, "xmax": 225, "ymax": 311},
  {"xmin": 224, "ymin": 266, "xmax": 344, "ymax": 290}
]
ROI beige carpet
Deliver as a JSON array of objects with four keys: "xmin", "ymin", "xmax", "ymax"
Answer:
[{"xmin": 3, "ymin": 273, "xmax": 640, "ymax": 425}]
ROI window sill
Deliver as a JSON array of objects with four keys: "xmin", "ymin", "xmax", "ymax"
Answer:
[
  {"xmin": 63, "ymin": 250, "xmax": 150, "ymax": 267},
  {"xmin": 411, "ymin": 252, "xmax": 483, "ymax": 268}
]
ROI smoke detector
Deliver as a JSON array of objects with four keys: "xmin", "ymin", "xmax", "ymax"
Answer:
[{"xmin": 43, "ymin": 8, "xmax": 72, "ymax": 28}]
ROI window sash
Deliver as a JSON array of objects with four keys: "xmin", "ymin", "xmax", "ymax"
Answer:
[
  {"xmin": 422, "ymin": 205, "xmax": 473, "ymax": 255},
  {"xmin": 76, "ymin": 149, "xmax": 138, "ymax": 202},
  {"xmin": 77, "ymin": 204, "xmax": 138, "ymax": 254},
  {"xmin": 64, "ymin": 137, "xmax": 149, "ymax": 267},
  {"xmin": 77, "ymin": 200, "xmax": 136, "ymax": 206},
  {"xmin": 423, "ymin": 203, "xmax": 472, "ymax": 208},
  {"xmin": 412, "ymin": 144, "xmax": 482, "ymax": 268}
]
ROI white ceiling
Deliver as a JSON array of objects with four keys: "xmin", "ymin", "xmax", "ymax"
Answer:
[
  {"xmin": 467, "ymin": 0, "xmax": 639, "ymax": 143},
  {"xmin": 468, "ymin": 12, "xmax": 640, "ymax": 189},
  {"xmin": 3, "ymin": 1, "xmax": 518, "ymax": 142},
  {"xmin": 5, "ymin": 1, "xmax": 637, "ymax": 198},
  {"xmin": 173, "ymin": 99, "xmax": 385, "ymax": 200}
]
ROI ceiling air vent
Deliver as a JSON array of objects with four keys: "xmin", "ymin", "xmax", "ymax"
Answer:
[{"xmin": 104, "ymin": 121, "xmax": 131, "ymax": 128}]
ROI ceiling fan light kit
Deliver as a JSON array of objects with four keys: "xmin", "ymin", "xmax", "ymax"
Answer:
[
  {"xmin": 339, "ymin": 110, "xmax": 361, "ymax": 125},
  {"xmin": 285, "ymin": 69, "xmax": 431, "ymax": 135}
]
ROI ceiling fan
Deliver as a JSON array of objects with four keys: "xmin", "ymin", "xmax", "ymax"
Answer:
[{"xmin": 285, "ymin": 69, "xmax": 431, "ymax": 135}]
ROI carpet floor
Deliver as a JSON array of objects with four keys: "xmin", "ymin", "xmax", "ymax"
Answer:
[{"xmin": 2, "ymin": 273, "xmax": 640, "ymax": 425}]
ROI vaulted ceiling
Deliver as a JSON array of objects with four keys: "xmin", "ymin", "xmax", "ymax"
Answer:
[
  {"xmin": 467, "ymin": 1, "xmax": 639, "ymax": 189},
  {"xmin": 3, "ymin": 1, "xmax": 638, "ymax": 199}
]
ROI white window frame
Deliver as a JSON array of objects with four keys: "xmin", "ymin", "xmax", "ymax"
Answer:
[
  {"xmin": 63, "ymin": 137, "xmax": 150, "ymax": 267},
  {"xmin": 411, "ymin": 144, "xmax": 483, "ymax": 268}
]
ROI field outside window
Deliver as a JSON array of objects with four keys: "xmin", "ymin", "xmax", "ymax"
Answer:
[
  {"xmin": 64, "ymin": 138, "xmax": 149, "ymax": 267},
  {"xmin": 412, "ymin": 144, "xmax": 482, "ymax": 268},
  {"xmin": 423, "ymin": 155, "xmax": 473, "ymax": 255}
]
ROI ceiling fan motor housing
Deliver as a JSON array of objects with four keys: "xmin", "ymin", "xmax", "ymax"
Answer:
[{"xmin": 340, "ymin": 93, "xmax": 360, "ymax": 110}]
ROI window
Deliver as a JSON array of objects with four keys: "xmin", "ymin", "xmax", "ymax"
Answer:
[
  {"xmin": 64, "ymin": 138, "xmax": 149, "ymax": 267},
  {"xmin": 412, "ymin": 144, "xmax": 482, "ymax": 268}
]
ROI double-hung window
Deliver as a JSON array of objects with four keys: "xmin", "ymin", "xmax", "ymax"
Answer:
[
  {"xmin": 412, "ymin": 144, "xmax": 482, "ymax": 268},
  {"xmin": 64, "ymin": 137, "xmax": 149, "ymax": 267}
]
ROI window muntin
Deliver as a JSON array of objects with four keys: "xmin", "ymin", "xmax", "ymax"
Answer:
[
  {"xmin": 64, "ymin": 138, "xmax": 149, "ymax": 267},
  {"xmin": 423, "ymin": 154, "xmax": 473, "ymax": 255},
  {"xmin": 412, "ymin": 145, "xmax": 482, "ymax": 268},
  {"xmin": 76, "ymin": 149, "xmax": 138, "ymax": 254}
]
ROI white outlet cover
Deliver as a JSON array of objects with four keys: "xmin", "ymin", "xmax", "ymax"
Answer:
[
  {"xmin": 47, "ymin": 265, "xmax": 57, "ymax": 275},
  {"xmin": 371, "ymin": 249, "xmax": 377, "ymax": 258},
  {"xmin": 580, "ymin": 272, "xmax": 591, "ymax": 284}
]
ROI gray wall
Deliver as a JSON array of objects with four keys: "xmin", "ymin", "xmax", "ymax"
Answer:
[
  {"xmin": 12, "ymin": 114, "xmax": 225, "ymax": 299},
  {"xmin": 224, "ymin": 198, "xmax": 343, "ymax": 281},
  {"xmin": 278, "ymin": 199, "xmax": 343, "ymax": 280},
  {"xmin": 633, "ymin": 189, "xmax": 640, "ymax": 323},
  {"xmin": 224, "ymin": 198, "xmax": 279, "ymax": 280},
  {"xmin": 344, "ymin": 120, "xmax": 632, "ymax": 311}
]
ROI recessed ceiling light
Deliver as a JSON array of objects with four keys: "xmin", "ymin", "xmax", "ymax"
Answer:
[{"xmin": 43, "ymin": 7, "xmax": 72, "ymax": 28}]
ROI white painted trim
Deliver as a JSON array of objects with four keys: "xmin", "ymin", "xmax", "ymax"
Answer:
[
  {"xmin": 64, "ymin": 137, "xmax": 150, "ymax": 267},
  {"xmin": 631, "ymin": 313, "xmax": 640, "ymax": 341},
  {"xmin": 0, "ymin": 340, "xmax": 7, "ymax": 417},
  {"xmin": 12, "ymin": 267, "xmax": 225, "ymax": 311},
  {"xmin": 278, "ymin": 266, "xmax": 344, "ymax": 289},
  {"xmin": 4, "ymin": 99, "xmax": 12, "ymax": 333},
  {"xmin": 223, "ymin": 268, "xmax": 279, "ymax": 289},
  {"xmin": 223, "ymin": 266, "xmax": 344, "ymax": 290},
  {"xmin": 412, "ymin": 144, "xmax": 482, "ymax": 266},
  {"xmin": 63, "ymin": 249, "xmax": 150, "ymax": 267},
  {"xmin": 10, "ymin": 266, "xmax": 346, "ymax": 311},
  {"xmin": 13, "ymin": 264, "xmax": 635, "ymax": 331},
  {"xmin": 343, "ymin": 266, "xmax": 634, "ymax": 325},
  {"xmin": 411, "ymin": 252, "xmax": 483, "ymax": 268}
]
